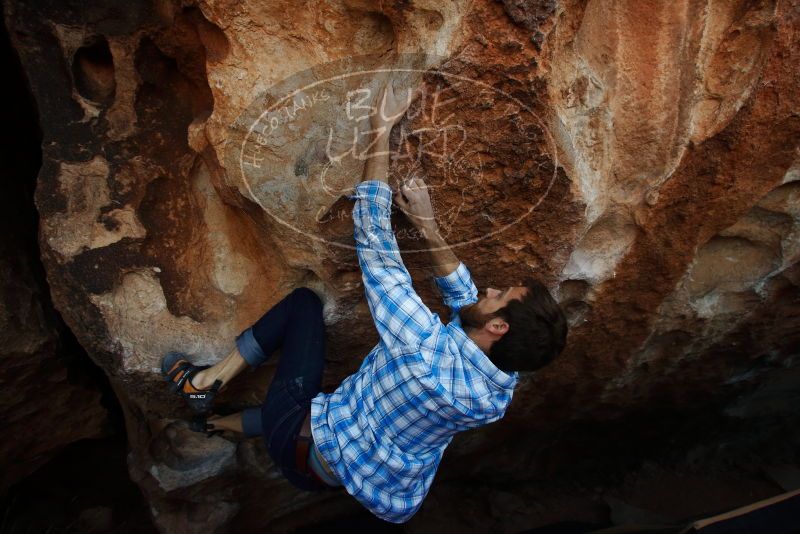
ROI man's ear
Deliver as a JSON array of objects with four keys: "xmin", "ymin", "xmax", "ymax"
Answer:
[{"xmin": 486, "ymin": 317, "xmax": 509, "ymax": 337}]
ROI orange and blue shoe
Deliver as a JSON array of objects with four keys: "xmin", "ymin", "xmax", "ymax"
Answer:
[{"xmin": 160, "ymin": 351, "xmax": 221, "ymax": 414}]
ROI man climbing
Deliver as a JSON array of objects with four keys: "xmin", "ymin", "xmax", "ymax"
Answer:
[{"xmin": 161, "ymin": 80, "xmax": 568, "ymax": 523}]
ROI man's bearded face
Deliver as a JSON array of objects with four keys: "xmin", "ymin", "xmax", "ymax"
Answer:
[{"xmin": 460, "ymin": 287, "xmax": 528, "ymax": 329}]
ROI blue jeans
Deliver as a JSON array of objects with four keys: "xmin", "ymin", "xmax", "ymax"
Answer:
[{"xmin": 236, "ymin": 287, "xmax": 327, "ymax": 491}]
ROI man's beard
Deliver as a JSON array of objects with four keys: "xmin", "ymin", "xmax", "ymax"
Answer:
[{"xmin": 459, "ymin": 302, "xmax": 491, "ymax": 330}]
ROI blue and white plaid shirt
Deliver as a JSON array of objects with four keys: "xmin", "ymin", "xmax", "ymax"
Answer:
[{"xmin": 311, "ymin": 181, "xmax": 518, "ymax": 523}]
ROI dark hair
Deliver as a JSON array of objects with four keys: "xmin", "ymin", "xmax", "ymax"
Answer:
[{"xmin": 488, "ymin": 279, "xmax": 568, "ymax": 372}]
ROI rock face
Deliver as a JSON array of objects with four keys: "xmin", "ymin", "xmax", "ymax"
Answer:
[
  {"xmin": 0, "ymin": 19, "xmax": 108, "ymax": 492},
  {"xmin": 4, "ymin": 0, "xmax": 799, "ymax": 531},
  {"xmin": 0, "ymin": 198, "xmax": 109, "ymax": 493}
]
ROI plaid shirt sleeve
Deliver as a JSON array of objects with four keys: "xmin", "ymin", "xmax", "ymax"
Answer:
[
  {"xmin": 434, "ymin": 262, "xmax": 479, "ymax": 313},
  {"xmin": 351, "ymin": 180, "xmax": 438, "ymax": 351}
]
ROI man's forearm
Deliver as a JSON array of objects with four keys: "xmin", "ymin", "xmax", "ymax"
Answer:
[
  {"xmin": 362, "ymin": 129, "xmax": 391, "ymax": 183},
  {"xmin": 419, "ymin": 224, "xmax": 460, "ymax": 278}
]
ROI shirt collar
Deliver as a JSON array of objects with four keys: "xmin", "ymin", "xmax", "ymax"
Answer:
[{"xmin": 448, "ymin": 314, "xmax": 519, "ymax": 390}]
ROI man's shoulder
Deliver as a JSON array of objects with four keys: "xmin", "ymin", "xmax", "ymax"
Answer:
[{"xmin": 396, "ymin": 315, "xmax": 445, "ymax": 352}]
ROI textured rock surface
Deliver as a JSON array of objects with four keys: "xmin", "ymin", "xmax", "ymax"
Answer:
[
  {"xmin": 4, "ymin": 0, "xmax": 799, "ymax": 531},
  {"xmin": 0, "ymin": 19, "xmax": 109, "ymax": 492},
  {"xmin": 0, "ymin": 205, "xmax": 109, "ymax": 493}
]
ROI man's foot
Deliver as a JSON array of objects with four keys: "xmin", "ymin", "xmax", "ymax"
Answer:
[{"xmin": 161, "ymin": 351, "xmax": 221, "ymax": 414}]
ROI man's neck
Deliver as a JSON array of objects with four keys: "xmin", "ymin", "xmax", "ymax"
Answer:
[{"xmin": 465, "ymin": 327, "xmax": 494, "ymax": 355}]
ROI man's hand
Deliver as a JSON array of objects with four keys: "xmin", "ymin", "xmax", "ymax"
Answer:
[
  {"xmin": 394, "ymin": 177, "xmax": 437, "ymax": 237},
  {"xmin": 394, "ymin": 177, "xmax": 461, "ymax": 278},
  {"xmin": 370, "ymin": 82, "xmax": 422, "ymax": 131},
  {"xmin": 362, "ymin": 81, "xmax": 421, "ymax": 184}
]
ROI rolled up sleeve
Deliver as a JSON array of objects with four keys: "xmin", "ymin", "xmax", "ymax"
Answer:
[{"xmin": 435, "ymin": 262, "xmax": 478, "ymax": 313}]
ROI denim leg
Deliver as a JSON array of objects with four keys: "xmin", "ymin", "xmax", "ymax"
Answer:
[
  {"xmin": 258, "ymin": 288, "xmax": 327, "ymax": 489},
  {"xmin": 236, "ymin": 287, "xmax": 324, "ymax": 369},
  {"xmin": 241, "ymin": 406, "xmax": 263, "ymax": 438},
  {"xmin": 268, "ymin": 287, "xmax": 326, "ymax": 391},
  {"xmin": 235, "ymin": 328, "xmax": 267, "ymax": 368}
]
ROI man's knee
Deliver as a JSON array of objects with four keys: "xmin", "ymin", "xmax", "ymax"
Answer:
[{"xmin": 290, "ymin": 287, "xmax": 322, "ymax": 312}]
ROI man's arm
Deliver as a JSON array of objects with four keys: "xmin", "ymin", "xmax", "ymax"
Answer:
[
  {"xmin": 361, "ymin": 81, "xmax": 418, "ymax": 184},
  {"xmin": 352, "ymin": 82, "xmax": 438, "ymax": 351},
  {"xmin": 394, "ymin": 178, "xmax": 479, "ymax": 312},
  {"xmin": 361, "ymin": 121, "xmax": 390, "ymax": 183},
  {"xmin": 394, "ymin": 177, "xmax": 459, "ymax": 277}
]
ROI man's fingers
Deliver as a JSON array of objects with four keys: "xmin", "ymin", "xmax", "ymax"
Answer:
[
  {"xmin": 394, "ymin": 190, "xmax": 408, "ymax": 209},
  {"xmin": 409, "ymin": 177, "xmax": 427, "ymax": 193}
]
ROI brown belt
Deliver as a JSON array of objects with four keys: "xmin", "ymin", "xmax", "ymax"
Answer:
[{"xmin": 295, "ymin": 412, "xmax": 331, "ymax": 487}]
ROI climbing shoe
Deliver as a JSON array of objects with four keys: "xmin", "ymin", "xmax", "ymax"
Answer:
[
  {"xmin": 161, "ymin": 351, "xmax": 221, "ymax": 414},
  {"xmin": 188, "ymin": 415, "xmax": 224, "ymax": 438}
]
